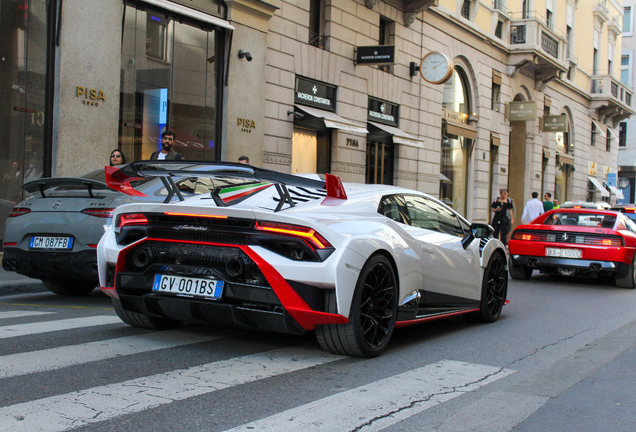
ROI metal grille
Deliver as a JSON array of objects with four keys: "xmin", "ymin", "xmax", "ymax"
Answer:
[
  {"xmin": 541, "ymin": 32, "xmax": 558, "ymax": 58},
  {"xmin": 146, "ymin": 228, "xmax": 247, "ymax": 245},
  {"xmin": 309, "ymin": 31, "xmax": 325, "ymax": 49},
  {"xmin": 511, "ymin": 25, "xmax": 526, "ymax": 44},
  {"xmin": 125, "ymin": 241, "xmax": 268, "ymax": 287}
]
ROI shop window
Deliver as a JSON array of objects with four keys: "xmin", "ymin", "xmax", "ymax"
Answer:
[
  {"xmin": 119, "ymin": 7, "xmax": 221, "ymax": 161},
  {"xmin": 291, "ymin": 128, "xmax": 330, "ymax": 174},
  {"xmin": 309, "ymin": 0, "xmax": 325, "ymax": 49},
  {"xmin": 491, "ymin": 71, "xmax": 501, "ymax": 111},
  {"xmin": 620, "ymin": 122, "xmax": 627, "ymax": 147},
  {"xmin": 440, "ymin": 68, "xmax": 472, "ymax": 217}
]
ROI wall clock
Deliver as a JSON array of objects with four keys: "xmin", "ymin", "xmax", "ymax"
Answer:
[{"xmin": 419, "ymin": 52, "xmax": 454, "ymax": 84}]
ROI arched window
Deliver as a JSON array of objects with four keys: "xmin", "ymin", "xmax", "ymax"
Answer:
[{"xmin": 440, "ymin": 68, "xmax": 473, "ymax": 217}]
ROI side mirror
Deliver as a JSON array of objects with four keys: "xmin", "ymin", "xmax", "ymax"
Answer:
[
  {"xmin": 471, "ymin": 223, "xmax": 494, "ymax": 239},
  {"xmin": 461, "ymin": 223, "xmax": 493, "ymax": 249}
]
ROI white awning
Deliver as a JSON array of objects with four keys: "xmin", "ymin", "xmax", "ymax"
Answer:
[
  {"xmin": 607, "ymin": 127, "xmax": 619, "ymax": 141},
  {"xmin": 588, "ymin": 176, "xmax": 610, "ymax": 197},
  {"xmin": 592, "ymin": 120, "xmax": 607, "ymax": 138},
  {"xmin": 368, "ymin": 121, "xmax": 425, "ymax": 148},
  {"xmin": 609, "ymin": 185, "xmax": 624, "ymax": 199},
  {"xmin": 295, "ymin": 105, "xmax": 368, "ymax": 134},
  {"xmin": 138, "ymin": 0, "xmax": 235, "ymax": 30}
]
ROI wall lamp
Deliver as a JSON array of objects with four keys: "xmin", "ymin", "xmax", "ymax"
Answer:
[
  {"xmin": 238, "ymin": 50, "xmax": 253, "ymax": 62},
  {"xmin": 287, "ymin": 110, "xmax": 305, "ymax": 120}
]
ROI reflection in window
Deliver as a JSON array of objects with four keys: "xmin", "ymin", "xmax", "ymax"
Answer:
[
  {"xmin": 440, "ymin": 69, "xmax": 471, "ymax": 217},
  {"xmin": 404, "ymin": 195, "xmax": 465, "ymax": 237},
  {"xmin": 146, "ymin": 15, "xmax": 169, "ymax": 61}
]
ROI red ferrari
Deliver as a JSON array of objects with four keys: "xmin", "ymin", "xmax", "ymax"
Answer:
[{"xmin": 508, "ymin": 208, "xmax": 636, "ymax": 288}]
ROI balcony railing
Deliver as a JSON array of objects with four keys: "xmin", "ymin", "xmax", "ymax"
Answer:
[
  {"xmin": 589, "ymin": 73, "xmax": 633, "ymax": 108},
  {"xmin": 508, "ymin": 11, "xmax": 566, "ymax": 61},
  {"xmin": 492, "ymin": 0, "xmax": 510, "ymax": 15},
  {"xmin": 308, "ymin": 31, "xmax": 326, "ymax": 49}
]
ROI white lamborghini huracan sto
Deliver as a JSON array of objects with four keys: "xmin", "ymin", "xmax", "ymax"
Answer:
[{"xmin": 98, "ymin": 162, "xmax": 508, "ymax": 357}]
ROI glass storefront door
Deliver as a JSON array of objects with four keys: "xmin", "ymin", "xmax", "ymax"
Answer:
[
  {"xmin": 366, "ymin": 141, "xmax": 393, "ymax": 185},
  {"xmin": 0, "ymin": 0, "xmax": 49, "ymax": 239},
  {"xmin": 119, "ymin": 6, "xmax": 220, "ymax": 161}
]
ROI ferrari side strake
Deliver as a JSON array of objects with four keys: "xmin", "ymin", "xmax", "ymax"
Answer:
[{"xmin": 97, "ymin": 161, "xmax": 508, "ymax": 357}]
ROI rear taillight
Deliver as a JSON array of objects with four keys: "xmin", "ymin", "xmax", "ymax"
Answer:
[
  {"xmin": 82, "ymin": 208, "xmax": 115, "ymax": 218},
  {"xmin": 115, "ymin": 213, "xmax": 148, "ymax": 229},
  {"xmin": 8, "ymin": 207, "xmax": 31, "ymax": 217},
  {"xmin": 255, "ymin": 221, "xmax": 332, "ymax": 250},
  {"xmin": 512, "ymin": 232, "xmax": 541, "ymax": 241}
]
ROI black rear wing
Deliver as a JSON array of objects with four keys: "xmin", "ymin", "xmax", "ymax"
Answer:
[
  {"xmin": 105, "ymin": 161, "xmax": 347, "ymax": 210},
  {"xmin": 22, "ymin": 178, "xmax": 112, "ymax": 198}
]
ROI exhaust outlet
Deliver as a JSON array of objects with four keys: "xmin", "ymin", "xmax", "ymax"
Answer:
[
  {"xmin": 2, "ymin": 260, "xmax": 12, "ymax": 271},
  {"xmin": 226, "ymin": 257, "xmax": 246, "ymax": 278},
  {"xmin": 589, "ymin": 263, "xmax": 602, "ymax": 272}
]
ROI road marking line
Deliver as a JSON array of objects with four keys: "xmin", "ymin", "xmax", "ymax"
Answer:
[
  {"xmin": 0, "ymin": 311, "xmax": 55, "ymax": 320},
  {"xmin": 0, "ymin": 329, "xmax": 236, "ymax": 378},
  {"xmin": 0, "ymin": 302, "xmax": 113, "ymax": 310},
  {"xmin": 225, "ymin": 360, "xmax": 514, "ymax": 432},
  {"xmin": 0, "ymin": 346, "xmax": 343, "ymax": 432},
  {"xmin": 0, "ymin": 316, "xmax": 122, "ymax": 339}
]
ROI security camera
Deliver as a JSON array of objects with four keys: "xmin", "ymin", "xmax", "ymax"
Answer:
[
  {"xmin": 287, "ymin": 110, "xmax": 305, "ymax": 120},
  {"xmin": 238, "ymin": 50, "xmax": 253, "ymax": 62}
]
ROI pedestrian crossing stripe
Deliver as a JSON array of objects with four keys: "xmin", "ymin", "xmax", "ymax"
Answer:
[
  {"xmin": 0, "ymin": 315, "xmax": 122, "ymax": 339},
  {"xmin": 0, "ymin": 347, "xmax": 344, "ymax": 432},
  {"xmin": 0, "ymin": 311, "xmax": 55, "ymax": 320},
  {"xmin": 225, "ymin": 360, "xmax": 514, "ymax": 432}
]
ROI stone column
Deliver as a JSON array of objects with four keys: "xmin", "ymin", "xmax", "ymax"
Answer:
[
  {"xmin": 54, "ymin": 0, "xmax": 122, "ymax": 177},
  {"xmin": 225, "ymin": 0, "xmax": 279, "ymax": 167}
]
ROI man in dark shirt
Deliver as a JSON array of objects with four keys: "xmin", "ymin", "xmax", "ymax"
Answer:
[{"xmin": 543, "ymin": 192, "xmax": 554, "ymax": 212}]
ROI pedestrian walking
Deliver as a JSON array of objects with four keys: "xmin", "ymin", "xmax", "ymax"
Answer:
[
  {"xmin": 491, "ymin": 188, "xmax": 515, "ymax": 245},
  {"xmin": 521, "ymin": 192, "xmax": 544, "ymax": 223}
]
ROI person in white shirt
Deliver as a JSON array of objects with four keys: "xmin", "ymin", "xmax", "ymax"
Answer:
[{"xmin": 521, "ymin": 192, "xmax": 545, "ymax": 223}]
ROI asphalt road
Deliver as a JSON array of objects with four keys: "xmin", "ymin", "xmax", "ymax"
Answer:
[{"xmin": 1, "ymin": 272, "xmax": 636, "ymax": 431}]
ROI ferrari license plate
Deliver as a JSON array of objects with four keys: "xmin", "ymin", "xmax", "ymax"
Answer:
[
  {"xmin": 152, "ymin": 274, "xmax": 223, "ymax": 300},
  {"xmin": 29, "ymin": 236, "xmax": 73, "ymax": 250},
  {"xmin": 546, "ymin": 248, "xmax": 582, "ymax": 259}
]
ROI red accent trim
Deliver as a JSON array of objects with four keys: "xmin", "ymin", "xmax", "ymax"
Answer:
[
  {"xmin": 222, "ymin": 184, "xmax": 272, "ymax": 203},
  {"xmin": 394, "ymin": 308, "xmax": 480, "ymax": 328},
  {"xmin": 87, "ymin": 244, "xmax": 98, "ymax": 248},
  {"xmin": 100, "ymin": 286, "xmax": 118, "ymax": 299},
  {"xmin": 104, "ymin": 166, "xmax": 147, "ymax": 197},
  {"xmin": 105, "ymin": 238, "xmax": 348, "ymax": 331},
  {"xmin": 323, "ymin": 173, "xmax": 347, "ymax": 201},
  {"xmin": 3, "ymin": 242, "xmax": 17, "ymax": 246}
]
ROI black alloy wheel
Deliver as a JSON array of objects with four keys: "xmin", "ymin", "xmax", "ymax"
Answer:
[
  {"xmin": 478, "ymin": 252, "xmax": 508, "ymax": 323},
  {"xmin": 615, "ymin": 254, "xmax": 636, "ymax": 289},
  {"xmin": 316, "ymin": 254, "xmax": 398, "ymax": 357}
]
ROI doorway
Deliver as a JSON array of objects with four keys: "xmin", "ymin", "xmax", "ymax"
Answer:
[{"xmin": 119, "ymin": 6, "xmax": 223, "ymax": 161}]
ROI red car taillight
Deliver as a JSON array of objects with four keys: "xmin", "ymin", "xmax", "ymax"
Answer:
[
  {"xmin": 512, "ymin": 232, "xmax": 541, "ymax": 241},
  {"xmin": 8, "ymin": 207, "xmax": 31, "ymax": 217},
  {"xmin": 115, "ymin": 213, "xmax": 148, "ymax": 229},
  {"xmin": 81, "ymin": 208, "xmax": 115, "ymax": 218},
  {"xmin": 254, "ymin": 221, "xmax": 332, "ymax": 250}
]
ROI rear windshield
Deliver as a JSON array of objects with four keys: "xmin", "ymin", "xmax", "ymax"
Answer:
[{"xmin": 543, "ymin": 212, "xmax": 616, "ymax": 228}]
